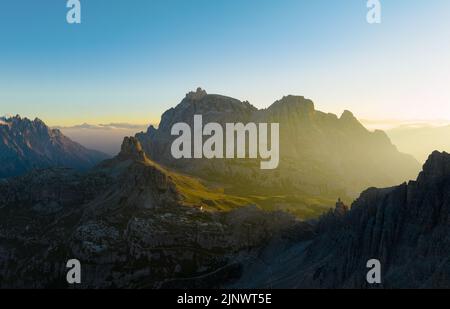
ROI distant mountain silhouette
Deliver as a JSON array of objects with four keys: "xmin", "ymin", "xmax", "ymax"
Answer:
[
  {"xmin": 0, "ymin": 115, "xmax": 109, "ymax": 178},
  {"xmin": 136, "ymin": 88, "xmax": 421, "ymax": 217},
  {"xmin": 232, "ymin": 151, "xmax": 450, "ymax": 288}
]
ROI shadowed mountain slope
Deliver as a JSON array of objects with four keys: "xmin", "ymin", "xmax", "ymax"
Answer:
[
  {"xmin": 0, "ymin": 115, "xmax": 108, "ymax": 178},
  {"xmin": 231, "ymin": 151, "xmax": 450, "ymax": 288}
]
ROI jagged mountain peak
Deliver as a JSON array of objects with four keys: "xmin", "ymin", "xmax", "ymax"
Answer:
[
  {"xmin": 118, "ymin": 137, "xmax": 148, "ymax": 162},
  {"xmin": 417, "ymin": 151, "xmax": 450, "ymax": 183},
  {"xmin": 340, "ymin": 110, "xmax": 356, "ymax": 120},
  {"xmin": 1, "ymin": 115, "xmax": 50, "ymax": 132},
  {"xmin": 179, "ymin": 88, "xmax": 254, "ymax": 110},
  {"xmin": 33, "ymin": 117, "xmax": 45, "ymax": 124},
  {"xmin": 185, "ymin": 87, "xmax": 208, "ymax": 101},
  {"xmin": 267, "ymin": 95, "xmax": 315, "ymax": 114},
  {"xmin": 0, "ymin": 115, "xmax": 109, "ymax": 178},
  {"xmin": 179, "ymin": 88, "xmax": 256, "ymax": 112},
  {"xmin": 155, "ymin": 89, "xmax": 257, "ymax": 132},
  {"xmin": 339, "ymin": 109, "xmax": 367, "ymax": 131},
  {"xmin": 146, "ymin": 124, "xmax": 158, "ymax": 135},
  {"xmin": 4, "ymin": 115, "xmax": 72, "ymax": 140}
]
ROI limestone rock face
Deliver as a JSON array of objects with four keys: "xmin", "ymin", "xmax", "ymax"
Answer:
[{"xmin": 136, "ymin": 89, "xmax": 420, "ymax": 203}]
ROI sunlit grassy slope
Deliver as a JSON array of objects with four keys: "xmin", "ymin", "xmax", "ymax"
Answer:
[{"xmin": 144, "ymin": 158, "xmax": 336, "ymax": 219}]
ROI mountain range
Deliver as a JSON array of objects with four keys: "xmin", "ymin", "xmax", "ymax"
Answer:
[
  {"xmin": 136, "ymin": 88, "xmax": 420, "ymax": 217},
  {"xmin": 0, "ymin": 115, "xmax": 109, "ymax": 178},
  {"xmin": 1, "ymin": 89, "xmax": 446, "ymax": 288},
  {"xmin": 0, "ymin": 90, "xmax": 421, "ymax": 219}
]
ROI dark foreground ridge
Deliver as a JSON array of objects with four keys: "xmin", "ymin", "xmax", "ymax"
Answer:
[{"xmin": 232, "ymin": 151, "xmax": 450, "ymax": 288}]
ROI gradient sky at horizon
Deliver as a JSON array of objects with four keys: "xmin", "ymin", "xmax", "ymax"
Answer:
[{"xmin": 1, "ymin": 0, "xmax": 450, "ymax": 126}]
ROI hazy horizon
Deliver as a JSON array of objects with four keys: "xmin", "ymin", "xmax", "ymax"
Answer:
[{"xmin": 3, "ymin": 92, "xmax": 450, "ymax": 129}]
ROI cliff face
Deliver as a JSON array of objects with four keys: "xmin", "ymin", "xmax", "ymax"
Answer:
[
  {"xmin": 0, "ymin": 116, "xmax": 108, "ymax": 178},
  {"xmin": 232, "ymin": 151, "xmax": 450, "ymax": 288}
]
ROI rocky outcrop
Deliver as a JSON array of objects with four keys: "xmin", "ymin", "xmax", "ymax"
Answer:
[
  {"xmin": 334, "ymin": 198, "xmax": 349, "ymax": 216},
  {"xmin": 232, "ymin": 151, "xmax": 450, "ymax": 288},
  {"xmin": 0, "ymin": 115, "xmax": 109, "ymax": 178},
  {"xmin": 90, "ymin": 137, "xmax": 181, "ymax": 211},
  {"xmin": 117, "ymin": 136, "xmax": 148, "ymax": 162}
]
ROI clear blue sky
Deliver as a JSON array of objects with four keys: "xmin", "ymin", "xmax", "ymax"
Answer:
[{"xmin": 1, "ymin": 0, "xmax": 449, "ymax": 126}]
